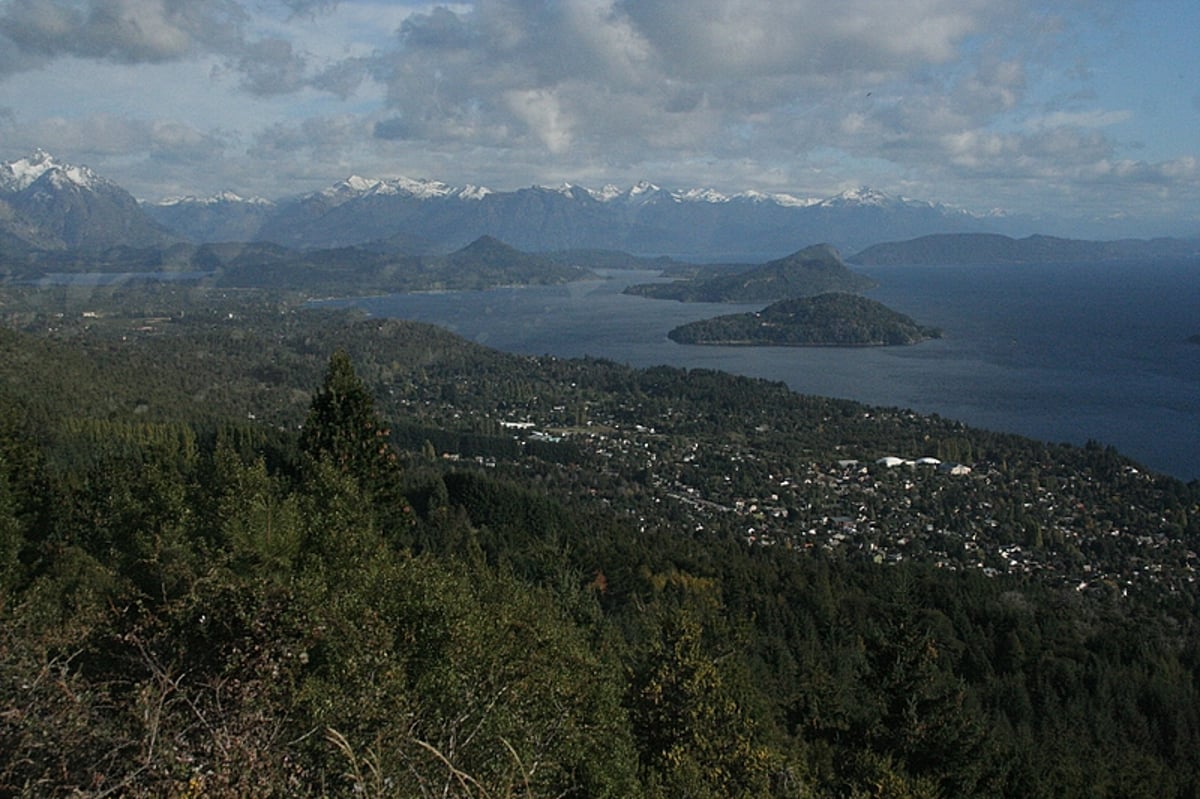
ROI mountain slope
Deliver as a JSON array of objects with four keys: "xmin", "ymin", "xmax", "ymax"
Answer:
[
  {"xmin": 623, "ymin": 243, "xmax": 877, "ymax": 302},
  {"xmin": 0, "ymin": 150, "xmax": 176, "ymax": 251},
  {"xmin": 146, "ymin": 191, "xmax": 277, "ymax": 244}
]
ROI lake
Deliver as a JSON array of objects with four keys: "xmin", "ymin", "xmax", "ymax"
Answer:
[{"xmin": 317, "ymin": 260, "xmax": 1200, "ymax": 482}]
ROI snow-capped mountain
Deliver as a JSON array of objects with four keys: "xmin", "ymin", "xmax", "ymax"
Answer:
[
  {"xmin": 146, "ymin": 190, "xmax": 278, "ymax": 245},
  {"xmin": 157, "ymin": 190, "xmax": 274, "ymax": 207},
  {"xmin": 0, "ymin": 150, "xmax": 175, "ymax": 251},
  {"xmin": 3, "ymin": 149, "xmax": 1011, "ymax": 256},
  {"xmin": 140, "ymin": 173, "xmax": 1000, "ymax": 255},
  {"xmin": 308, "ymin": 175, "xmax": 491, "ymax": 205},
  {"xmin": 0, "ymin": 149, "xmax": 106, "ymax": 193}
]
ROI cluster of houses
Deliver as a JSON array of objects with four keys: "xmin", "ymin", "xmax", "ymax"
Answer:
[
  {"xmin": 848, "ymin": 456, "xmax": 973, "ymax": 475},
  {"xmin": 396, "ymin": 387, "xmax": 1195, "ymax": 597}
]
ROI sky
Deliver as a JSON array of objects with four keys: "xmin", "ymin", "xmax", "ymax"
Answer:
[{"xmin": 0, "ymin": 0, "xmax": 1197, "ymax": 237}]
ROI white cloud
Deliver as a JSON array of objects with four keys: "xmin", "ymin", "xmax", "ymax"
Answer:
[
  {"xmin": 616, "ymin": 0, "xmax": 987, "ymax": 81},
  {"xmin": 1029, "ymin": 109, "xmax": 1133, "ymax": 130},
  {"xmin": 0, "ymin": 0, "xmax": 237, "ymax": 66},
  {"xmin": 0, "ymin": 0, "xmax": 1195, "ymax": 234},
  {"xmin": 504, "ymin": 88, "xmax": 571, "ymax": 154}
]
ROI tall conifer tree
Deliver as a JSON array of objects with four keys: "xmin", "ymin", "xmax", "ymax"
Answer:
[{"xmin": 300, "ymin": 350, "xmax": 411, "ymax": 537}]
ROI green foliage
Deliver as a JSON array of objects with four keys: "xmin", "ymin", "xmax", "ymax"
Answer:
[
  {"xmin": 669, "ymin": 293, "xmax": 942, "ymax": 347},
  {"xmin": 300, "ymin": 349, "xmax": 412, "ymax": 541},
  {"xmin": 300, "ymin": 350, "xmax": 393, "ymax": 478},
  {"xmin": 212, "ymin": 437, "xmax": 303, "ymax": 576},
  {"xmin": 1, "ymin": 291, "xmax": 1199, "ymax": 797},
  {"xmin": 628, "ymin": 605, "xmax": 773, "ymax": 798}
]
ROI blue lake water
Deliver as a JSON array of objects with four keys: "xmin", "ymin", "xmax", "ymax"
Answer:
[{"xmin": 317, "ymin": 260, "xmax": 1200, "ymax": 482}]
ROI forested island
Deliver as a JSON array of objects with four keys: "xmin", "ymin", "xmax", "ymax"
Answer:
[
  {"xmin": 624, "ymin": 243, "xmax": 876, "ymax": 302},
  {"xmin": 668, "ymin": 292, "xmax": 942, "ymax": 346},
  {"xmin": 1, "ymin": 280, "xmax": 1199, "ymax": 797}
]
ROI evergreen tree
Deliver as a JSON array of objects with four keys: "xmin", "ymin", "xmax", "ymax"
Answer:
[
  {"xmin": 300, "ymin": 350, "xmax": 411, "ymax": 539},
  {"xmin": 300, "ymin": 350, "xmax": 394, "ymax": 480}
]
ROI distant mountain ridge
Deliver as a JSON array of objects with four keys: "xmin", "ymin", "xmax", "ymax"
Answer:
[
  {"xmin": 851, "ymin": 233, "xmax": 1200, "ymax": 265},
  {"xmin": 5, "ymin": 151, "xmax": 1198, "ymax": 260},
  {"xmin": 137, "ymin": 167, "xmax": 1002, "ymax": 255}
]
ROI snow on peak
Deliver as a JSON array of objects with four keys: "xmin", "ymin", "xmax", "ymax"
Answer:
[
  {"xmin": 335, "ymin": 175, "xmax": 383, "ymax": 194},
  {"xmin": 314, "ymin": 174, "xmax": 488, "ymax": 204},
  {"xmin": 674, "ymin": 187, "xmax": 729, "ymax": 203},
  {"xmin": 385, "ymin": 176, "xmax": 455, "ymax": 198},
  {"xmin": 821, "ymin": 186, "xmax": 895, "ymax": 207},
  {"xmin": 155, "ymin": 190, "xmax": 273, "ymax": 207},
  {"xmin": 382, "ymin": 175, "xmax": 491, "ymax": 200},
  {"xmin": 540, "ymin": 182, "xmax": 580, "ymax": 197},
  {"xmin": 311, "ymin": 175, "xmax": 386, "ymax": 206},
  {"xmin": 1, "ymin": 149, "xmax": 104, "ymax": 192},
  {"xmin": 548, "ymin": 181, "xmax": 832, "ymax": 207},
  {"xmin": 732, "ymin": 189, "xmax": 819, "ymax": 207},
  {"xmin": 589, "ymin": 184, "xmax": 624, "ymax": 202},
  {"xmin": 457, "ymin": 184, "xmax": 491, "ymax": 200},
  {"xmin": 817, "ymin": 186, "xmax": 934, "ymax": 209},
  {"xmin": 628, "ymin": 179, "xmax": 661, "ymax": 196}
]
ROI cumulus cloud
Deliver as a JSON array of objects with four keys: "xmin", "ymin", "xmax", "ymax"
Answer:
[
  {"xmin": 0, "ymin": 0, "xmax": 1194, "ymax": 231},
  {"xmin": 250, "ymin": 114, "xmax": 365, "ymax": 159},
  {"xmin": 1031, "ymin": 109, "xmax": 1133, "ymax": 129},
  {"xmin": 0, "ymin": 0, "xmax": 326, "ymax": 95},
  {"xmin": 0, "ymin": 0, "xmax": 237, "ymax": 65},
  {"xmin": 615, "ymin": 0, "xmax": 985, "ymax": 81},
  {"xmin": 279, "ymin": 0, "xmax": 341, "ymax": 18},
  {"xmin": 234, "ymin": 36, "xmax": 308, "ymax": 95},
  {"xmin": 14, "ymin": 112, "xmax": 227, "ymax": 162},
  {"xmin": 208, "ymin": 0, "xmax": 1191, "ymax": 222},
  {"xmin": 359, "ymin": 0, "xmax": 1028, "ymax": 182}
]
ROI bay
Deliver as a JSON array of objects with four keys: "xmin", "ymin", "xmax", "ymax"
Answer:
[{"xmin": 317, "ymin": 260, "xmax": 1200, "ymax": 482}]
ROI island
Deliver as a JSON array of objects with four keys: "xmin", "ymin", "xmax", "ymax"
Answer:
[
  {"xmin": 624, "ymin": 243, "xmax": 876, "ymax": 302},
  {"xmin": 667, "ymin": 292, "xmax": 942, "ymax": 346}
]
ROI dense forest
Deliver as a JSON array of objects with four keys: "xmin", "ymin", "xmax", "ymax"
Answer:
[{"xmin": 1, "ymin": 281, "xmax": 1199, "ymax": 797}]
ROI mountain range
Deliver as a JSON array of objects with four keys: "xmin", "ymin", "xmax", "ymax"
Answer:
[
  {"xmin": 147, "ymin": 178, "xmax": 1002, "ymax": 257},
  {"xmin": 4, "ymin": 151, "xmax": 1198, "ymax": 261},
  {"xmin": 1, "ymin": 151, "xmax": 1013, "ymax": 258}
]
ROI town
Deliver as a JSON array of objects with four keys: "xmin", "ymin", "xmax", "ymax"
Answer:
[{"xmin": 387, "ymin": 354, "xmax": 1198, "ymax": 599}]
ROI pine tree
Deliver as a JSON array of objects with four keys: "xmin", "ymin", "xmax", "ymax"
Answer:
[
  {"xmin": 300, "ymin": 350, "xmax": 392, "ymax": 478},
  {"xmin": 300, "ymin": 350, "xmax": 412, "ymax": 540}
]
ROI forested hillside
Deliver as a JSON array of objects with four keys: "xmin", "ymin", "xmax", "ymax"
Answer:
[
  {"xmin": 668, "ymin": 293, "xmax": 942, "ymax": 346},
  {"xmin": 2, "ymin": 283, "xmax": 1199, "ymax": 797},
  {"xmin": 623, "ymin": 244, "xmax": 876, "ymax": 302}
]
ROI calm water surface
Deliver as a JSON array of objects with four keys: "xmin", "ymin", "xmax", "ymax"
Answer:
[{"xmin": 319, "ymin": 260, "xmax": 1200, "ymax": 481}]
